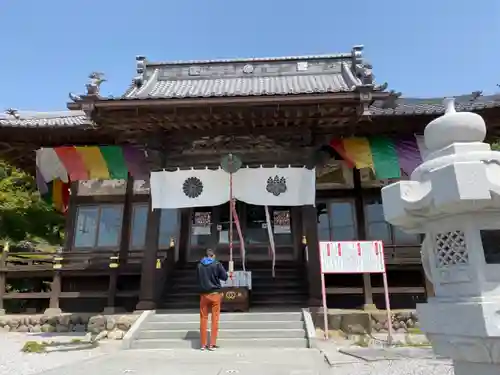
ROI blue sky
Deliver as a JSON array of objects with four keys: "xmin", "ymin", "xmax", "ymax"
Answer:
[{"xmin": 1, "ymin": 0, "xmax": 499, "ymax": 111}]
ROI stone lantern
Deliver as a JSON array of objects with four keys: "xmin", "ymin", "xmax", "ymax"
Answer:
[{"xmin": 381, "ymin": 98, "xmax": 500, "ymax": 375}]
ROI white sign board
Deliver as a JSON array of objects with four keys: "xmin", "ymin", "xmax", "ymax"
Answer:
[
  {"xmin": 319, "ymin": 240, "xmax": 385, "ymax": 274},
  {"xmin": 318, "ymin": 240, "xmax": 392, "ymax": 344},
  {"xmin": 221, "ymin": 271, "xmax": 252, "ymax": 290}
]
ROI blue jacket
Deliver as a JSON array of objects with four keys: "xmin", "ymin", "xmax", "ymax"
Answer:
[{"xmin": 197, "ymin": 257, "xmax": 228, "ymax": 293}]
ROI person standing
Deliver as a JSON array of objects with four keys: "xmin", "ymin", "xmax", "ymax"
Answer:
[{"xmin": 197, "ymin": 248, "xmax": 228, "ymax": 351}]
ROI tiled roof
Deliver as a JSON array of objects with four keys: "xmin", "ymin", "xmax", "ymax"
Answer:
[
  {"xmin": 0, "ymin": 111, "xmax": 92, "ymax": 128},
  {"xmin": 371, "ymin": 94, "xmax": 500, "ymax": 116},
  {"xmin": 123, "ymin": 48, "xmax": 376, "ymax": 99}
]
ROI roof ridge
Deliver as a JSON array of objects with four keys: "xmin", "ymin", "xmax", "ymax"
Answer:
[
  {"xmin": 145, "ymin": 52, "xmax": 353, "ymax": 67},
  {"xmin": 0, "ymin": 110, "xmax": 85, "ymax": 120}
]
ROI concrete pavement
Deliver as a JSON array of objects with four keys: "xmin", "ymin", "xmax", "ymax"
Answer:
[{"xmin": 34, "ymin": 348, "xmax": 332, "ymax": 375}]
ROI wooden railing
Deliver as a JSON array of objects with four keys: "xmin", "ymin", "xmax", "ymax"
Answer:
[
  {"xmin": 384, "ymin": 247, "xmax": 421, "ymax": 265},
  {"xmin": 0, "ymin": 247, "xmax": 175, "ymax": 313}
]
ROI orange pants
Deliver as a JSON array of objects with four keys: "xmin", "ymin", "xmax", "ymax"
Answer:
[{"xmin": 199, "ymin": 292, "xmax": 222, "ymax": 347}]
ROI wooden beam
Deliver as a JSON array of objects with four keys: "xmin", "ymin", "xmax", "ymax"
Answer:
[{"xmin": 89, "ymin": 92, "xmax": 386, "ymax": 109}]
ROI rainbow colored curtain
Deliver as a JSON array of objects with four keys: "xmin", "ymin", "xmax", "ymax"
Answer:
[
  {"xmin": 36, "ymin": 145, "xmax": 148, "ymax": 212},
  {"xmin": 330, "ymin": 135, "xmax": 428, "ymax": 179}
]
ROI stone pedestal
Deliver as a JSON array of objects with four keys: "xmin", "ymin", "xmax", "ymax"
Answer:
[{"xmin": 382, "ymin": 98, "xmax": 500, "ymax": 374}]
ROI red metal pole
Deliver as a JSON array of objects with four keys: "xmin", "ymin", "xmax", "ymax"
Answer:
[{"xmin": 229, "ymin": 171, "xmax": 233, "ymax": 268}]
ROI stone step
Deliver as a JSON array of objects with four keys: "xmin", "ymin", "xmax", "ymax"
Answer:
[
  {"xmin": 150, "ymin": 311, "xmax": 302, "ymax": 322},
  {"xmin": 164, "ymin": 289, "xmax": 307, "ymax": 298},
  {"xmin": 131, "ymin": 337, "xmax": 308, "ymax": 349},
  {"xmin": 172, "ymin": 272, "xmax": 303, "ymax": 281},
  {"xmin": 142, "ymin": 320, "xmax": 305, "ymax": 331},
  {"xmin": 170, "ymin": 279, "xmax": 306, "ymax": 288},
  {"xmin": 138, "ymin": 328, "xmax": 306, "ymax": 340}
]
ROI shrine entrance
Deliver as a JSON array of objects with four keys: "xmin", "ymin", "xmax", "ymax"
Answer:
[{"xmin": 186, "ymin": 202, "xmax": 298, "ymax": 262}]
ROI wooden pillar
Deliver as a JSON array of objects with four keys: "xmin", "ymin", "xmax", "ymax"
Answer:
[
  {"xmin": 105, "ymin": 174, "xmax": 134, "ymax": 313},
  {"xmin": 48, "ymin": 272, "xmax": 62, "ymax": 313},
  {"xmin": 0, "ymin": 248, "xmax": 7, "ymax": 314},
  {"xmin": 302, "ymin": 205, "xmax": 322, "ymax": 306},
  {"xmin": 352, "ymin": 169, "xmax": 375, "ymax": 309},
  {"xmin": 45, "ymin": 182, "xmax": 77, "ymax": 315},
  {"xmin": 135, "ymin": 198, "xmax": 162, "ymax": 310},
  {"xmin": 291, "ymin": 207, "xmax": 303, "ymax": 262},
  {"xmin": 63, "ymin": 182, "xmax": 79, "ymax": 252}
]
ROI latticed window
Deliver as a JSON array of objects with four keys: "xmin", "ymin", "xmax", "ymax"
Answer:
[{"xmin": 434, "ymin": 231, "xmax": 469, "ymax": 268}]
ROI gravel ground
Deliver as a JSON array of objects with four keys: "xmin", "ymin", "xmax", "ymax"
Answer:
[
  {"xmin": 0, "ymin": 333, "xmax": 118, "ymax": 375},
  {"xmin": 329, "ymin": 359, "xmax": 454, "ymax": 375}
]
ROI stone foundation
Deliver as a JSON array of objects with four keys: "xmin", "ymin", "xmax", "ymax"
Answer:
[
  {"xmin": 313, "ymin": 309, "xmax": 420, "ymax": 335},
  {"xmin": 0, "ymin": 313, "xmax": 139, "ymax": 340}
]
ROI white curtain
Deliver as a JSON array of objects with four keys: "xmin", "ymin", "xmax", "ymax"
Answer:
[
  {"xmin": 150, "ymin": 168, "xmax": 230, "ymax": 209},
  {"xmin": 233, "ymin": 167, "xmax": 315, "ymax": 206},
  {"xmin": 36, "ymin": 148, "xmax": 69, "ymax": 183}
]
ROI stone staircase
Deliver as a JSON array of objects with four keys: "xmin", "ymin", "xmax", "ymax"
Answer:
[
  {"xmin": 130, "ymin": 311, "xmax": 309, "ymax": 349},
  {"xmin": 160, "ymin": 261, "xmax": 308, "ymax": 310}
]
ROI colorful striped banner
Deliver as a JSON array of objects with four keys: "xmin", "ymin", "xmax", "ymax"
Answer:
[
  {"xmin": 330, "ymin": 134, "xmax": 428, "ymax": 179},
  {"xmin": 393, "ymin": 137, "xmax": 422, "ymax": 176},
  {"xmin": 36, "ymin": 145, "xmax": 145, "ymax": 186},
  {"xmin": 55, "ymin": 147, "xmax": 89, "ymax": 181},
  {"xmin": 42, "ymin": 179, "xmax": 70, "ymax": 214},
  {"xmin": 369, "ymin": 137, "xmax": 401, "ymax": 179},
  {"xmin": 122, "ymin": 145, "xmax": 148, "ymax": 180},
  {"xmin": 342, "ymin": 138, "xmax": 374, "ymax": 169},
  {"xmin": 76, "ymin": 146, "xmax": 111, "ymax": 180},
  {"xmin": 99, "ymin": 146, "xmax": 129, "ymax": 179}
]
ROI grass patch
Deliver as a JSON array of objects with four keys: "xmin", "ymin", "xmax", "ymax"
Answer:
[
  {"xmin": 406, "ymin": 327, "xmax": 423, "ymax": 334},
  {"xmin": 22, "ymin": 341, "xmax": 47, "ymax": 353},
  {"xmin": 21, "ymin": 339, "xmax": 98, "ymax": 353},
  {"xmin": 352, "ymin": 335, "xmax": 371, "ymax": 347}
]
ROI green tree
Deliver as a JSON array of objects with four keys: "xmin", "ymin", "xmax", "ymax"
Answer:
[{"xmin": 0, "ymin": 160, "xmax": 64, "ymax": 250}]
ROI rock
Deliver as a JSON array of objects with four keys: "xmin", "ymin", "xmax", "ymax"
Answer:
[
  {"xmin": 87, "ymin": 315, "xmax": 106, "ymax": 334},
  {"xmin": 41, "ymin": 323, "xmax": 56, "ymax": 333},
  {"xmin": 7, "ymin": 318, "xmax": 20, "ymax": 329},
  {"xmin": 72, "ymin": 324, "xmax": 86, "ymax": 332},
  {"xmin": 94, "ymin": 330, "xmax": 108, "ymax": 341},
  {"xmin": 340, "ymin": 313, "xmax": 371, "ymax": 335},
  {"xmin": 30, "ymin": 324, "xmax": 42, "ymax": 333},
  {"xmin": 370, "ymin": 312, "xmax": 388, "ymax": 324},
  {"xmin": 326, "ymin": 314, "xmax": 342, "ymax": 331},
  {"xmin": 397, "ymin": 312, "xmax": 413, "ymax": 321},
  {"xmin": 406, "ymin": 319, "xmax": 414, "ymax": 328},
  {"xmin": 56, "ymin": 324, "xmax": 69, "ymax": 332},
  {"xmin": 47, "ymin": 316, "xmax": 58, "ymax": 326},
  {"xmin": 347, "ymin": 324, "xmax": 367, "ymax": 334},
  {"xmin": 106, "ymin": 316, "xmax": 116, "ymax": 331},
  {"xmin": 39, "ymin": 315, "xmax": 49, "ymax": 325},
  {"xmin": 70, "ymin": 314, "xmax": 82, "ymax": 325},
  {"xmin": 116, "ymin": 315, "xmax": 134, "ymax": 331},
  {"xmin": 107, "ymin": 329, "xmax": 125, "ymax": 340},
  {"xmin": 57, "ymin": 314, "xmax": 71, "ymax": 326},
  {"xmin": 15, "ymin": 325, "xmax": 29, "ymax": 333}
]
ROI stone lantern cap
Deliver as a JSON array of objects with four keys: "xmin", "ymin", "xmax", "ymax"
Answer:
[{"xmin": 381, "ymin": 97, "xmax": 500, "ymax": 232}]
